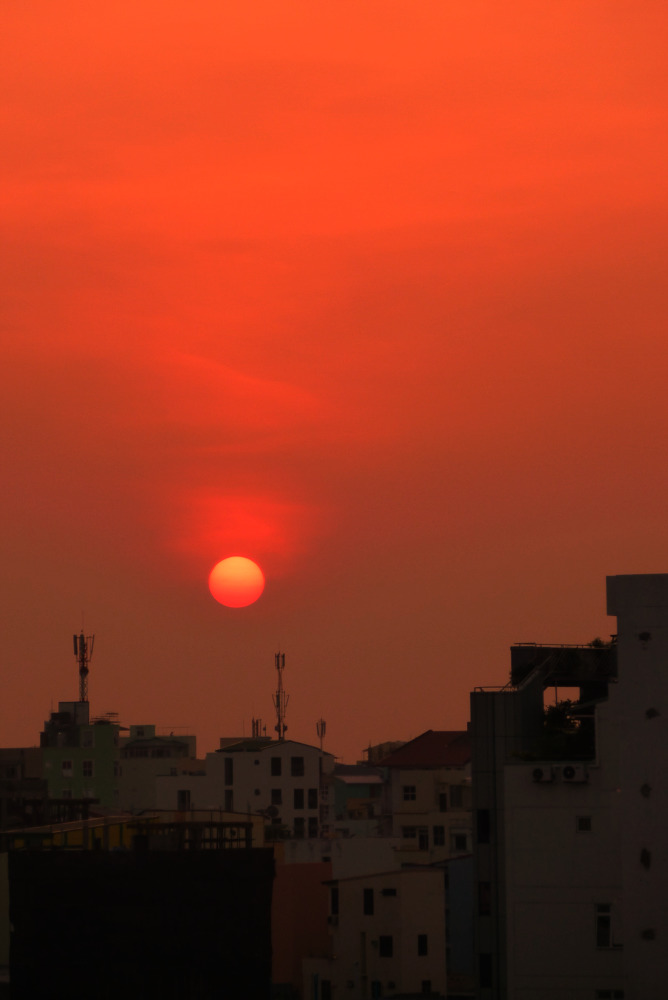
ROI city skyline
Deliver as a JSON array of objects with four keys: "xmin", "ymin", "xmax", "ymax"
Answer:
[{"xmin": 2, "ymin": 2, "xmax": 667, "ymax": 763}]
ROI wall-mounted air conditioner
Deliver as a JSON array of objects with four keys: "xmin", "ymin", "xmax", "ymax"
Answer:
[{"xmin": 532, "ymin": 766, "xmax": 554, "ymax": 783}]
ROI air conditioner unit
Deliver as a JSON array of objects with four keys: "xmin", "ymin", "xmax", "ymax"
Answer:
[
  {"xmin": 532, "ymin": 766, "xmax": 554, "ymax": 783},
  {"xmin": 562, "ymin": 765, "xmax": 588, "ymax": 783}
]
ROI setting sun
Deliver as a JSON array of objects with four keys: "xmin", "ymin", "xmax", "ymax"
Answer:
[{"xmin": 208, "ymin": 556, "xmax": 265, "ymax": 608}]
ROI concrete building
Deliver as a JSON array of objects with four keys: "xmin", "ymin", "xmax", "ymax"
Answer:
[
  {"xmin": 470, "ymin": 573, "xmax": 668, "ymax": 999},
  {"xmin": 40, "ymin": 702, "xmax": 120, "ymax": 808},
  {"xmin": 378, "ymin": 730, "xmax": 472, "ymax": 864},
  {"xmin": 117, "ymin": 724, "xmax": 198, "ymax": 812}
]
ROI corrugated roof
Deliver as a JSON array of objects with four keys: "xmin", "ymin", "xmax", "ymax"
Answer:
[{"xmin": 376, "ymin": 730, "xmax": 470, "ymax": 768}]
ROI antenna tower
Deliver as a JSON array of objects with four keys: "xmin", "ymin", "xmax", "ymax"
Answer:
[
  {"xmin": 272, "ymin": 652, "xmax": 289, "ymax": 740},
  {"xmin": 316, "ymin": 718, "xmax": 326, "ymax": 750},
  {"xmin": 73, "ymin": 630, "xmax": 94, "ymax": 703}
]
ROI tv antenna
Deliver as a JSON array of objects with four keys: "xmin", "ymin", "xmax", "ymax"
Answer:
[
  {"xmin": 273, "ymin": 652, "xmax": 289, "ymax": 740},
  {"xmin": 316, "ymin": 718, "xmax": 326, "ymax": 750},
  {"xmin": 73, "ymin": 630, "xmax": 94, "ymax": 703}
]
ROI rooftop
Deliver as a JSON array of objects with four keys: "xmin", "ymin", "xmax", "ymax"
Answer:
[{"xmin": 377, "ymin": 730, "xmax": 471, "ymax": 768}]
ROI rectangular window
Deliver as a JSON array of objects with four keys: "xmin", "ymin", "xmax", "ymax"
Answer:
[
  {"xmin": 330, "ymin": 886, "xmax": 339, "ymax": 916},
  {"xmin": 402, "ymin": 785, "xmax": 416, "ymax": 801},
  {"xmin": 478, "ymin": 881, "xmax": 491, "ymax": 916},
  {"xmin": 308, "ymin": 816, "xmax": 318, "ymax": 838},
  {"xmin": 479, "ymin": 952, "xmax": 492, "ymax": 989},
  {"xmin": 452, "ymin": 832, "xmax": 468, "ymax": 853},
  {"xmin": 577, "ymin": 815, "xmax": 592, "ymax": 832},
  {"xmin": 450, "ymin": 785, "xmax": 463, "ymax": 808},
  {"xmin": 308, "ymin": 787, "xmax": 318, "ymax": 809},
  {"xmin": 321, "ymin": 981, "xmax": 332, "ymax": 1000},
  {"xmin": 417, "ymin": 934, "xmax": 428, "ymax": 956},
  {"xmin": 421, "ymin": 982, "xmax": 431, "ymax": 995},
  {"xmin": 294, "ymin": 788, "xmax": 305, "ymax": 809},
  {"xmin": 177, "ymin": 789, "xmax": 191, "ymax": 811},
  {"xmin": 596, "ymin": 904, "xmax": 612, "ymax": 948},
  {"xmin": 381, "ymin": 887, "xmax": 397, "ymax": 897},
  {"xmin": 61, "ymin": 789, "xmax": 72, "ymax": 799},
  {"xmin": 363, "ymin": 888, "xmax": 374, "ymax": 915},
  {"xmin": 433, "ymin": 825, "xmax": 445, "ymax": 846},
  {"xmin": 379, "ymin": 935, "xmax": 393, "ymax": 958},
  {"xmin": 477, "ymin": 808, "xmax": 491, "ymax": 844},
  {"xmin": 61, "ymin": 760, "xmax": 73, "ymax": 777},
  {"xmin": 294, "ymin": 817, "xmax": 305, "ymax": 839},
  {"xmin": 271, "ymin": 756, "xmax": 282, "ymax": 776},
  {"xmin": 224, "ymin": 789, "xmax": 233, "ymax": 811},
  {"xmin": 224, "ymin": 757, "xmax": 233, "ymax": 785},
  {"xmin": 82, "ymin": 760, "xmax": 94, "ymax": 778},
  {"xmin": 402, "ymin": 826, "xmax": 417, "ymax": 839},
  {"xmin": 271, "ymin": 788, "xmax": 282, "ymax": 806},
  {"xmin": 113, "ymin": 761, "xmax": 121, "ymax": 778},
  {"xmin": 81, "ymin": 730, "xmax": 94, "ymax": 748},
  {"xmin": 418, "ymin": 827, "xmax": 429, "ymax": 851},
  {"xmin": 291, "ymin": 756, "xmax": 305, "ymax": 777},
  {"xmin": 438, "ymin": 792, "xmax": 448, "ymax": 812}
]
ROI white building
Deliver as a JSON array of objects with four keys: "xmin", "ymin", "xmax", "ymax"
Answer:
[
  {"xmin": 471, "ymin": 573, "xmax": 668, "ymax": 999},
  {"xmin": 156, "ymin": 737, "xmax": 335, "ymax": 839}
]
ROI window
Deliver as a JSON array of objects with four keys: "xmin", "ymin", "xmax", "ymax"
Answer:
[
  {"xmin": 402, "ymin": 785, "xmax": 416, "ymax": 801},
  {"xmin": 114, "ymin": 761, "xmax": 121, "ymax": 778},
  {"xmin": 294, "ymin": 817, "xmax": 305, "ymax": 839},
  {"xmin": 82, "ymin": 760, "xmax": 94, "ymax": 778},
  {"xmin": 61, "ymin": 789, "xmax": 72, "ymax": 799},
  {"xmin": 81, "ymin": 730, "xmax": 94, "ymax": 748},
  {"xmin": 224, "ymin": 758, "xmax": 233, "ymax": 785},
  {"xmin": 402, "ymin": 826, "xmax": 417, "ymax": 839},
  {"xmin": 271, "ymin": 756, "xmax": 282, "ymax": 776},
  {"xmin": 363, "ymin": 888, "xmax": 374, "ymax": 915},
  {"xmin": 321, "ymin": 981, "xmax": 332, "ymax": 1000},
  {"xmin": 330, "ymin": 886, "xmax": 339, "ymax": 916},
  {"xmin": 294, "ymin": 788, "xmax": 304, "ymax": 809},
  {"xmin": 438, "ymin": 792, "xmax": 448, "ymax": 812},
  {"xmin": 452, "ymin": 832, "xmax": 468, "ymax": 853},
  {"xmin": 477, "ymin": 808, "xmax": 491, "ymax": 844},
  {"xmin": 308, "ymin": 816, "xmax": 318, "ymax": 838},
  {"xmin": 433, "ymin": 825, "xmax": 445, "ymax": 846},
  {"xmin": 381, "ymin": 887, "xmax": 397, "ymax": 897},
  {"xmin": 595, "ymin": 991, "xmax": 624, "ymax": 999},
  {"xmin": 478, "ymin": 881, "xmax": 491, "ymax": 916},
  {"xmin": 271, "ymin": 788, "xmax": 282, "ymax": 806},
  {"xmin": 254, "ymin": 759, "xmax": 260, "ymax": 765},
  {"xmin": 308, "ymin": 787, "xmax": 318, "ymax": 809},
  {"xmin": 450, "ymin": 785, "xmax": 463, "ymax": 808},
  {"xmin": 291, "ymin": 756, "xmax": 305, "ymax": 777},
  {"xmin": 224, "ymin": 789, "xmax": 233, "ymax": 811},
  {"xmin": 577, "ymin": 815, "xmax": 592, "ymax": 832},
  {"xmin": 254, "ymin": 788, "xmax": 260, "ymax": 796},
  {"xmin": 61, "ymin": 760, "xmax": 73, "ymax": 777},
  {"xmin": 418, "ymin": 827, "xmax": 429, "ymax": 851},
  {"xmin": 379, "ymin": 935, "xmax": 393, "ymax": 958},
  {"xmin": 177, "ymin": 789, "xmax": 191, "ymax": 811},
  {"xmin": 596, "ymin": 904, "xmax": 612, "ymax": 948},
  {"xmin": 421, "ymin": 981, "xmax": 432, "ymax": 995},
  {"xmin": 479, "ymin": 952, "xmax": 492, "ymax": 989},
  {"xmin": 417, "ymin": 934, "xmax": 428, "ymax": 956}
]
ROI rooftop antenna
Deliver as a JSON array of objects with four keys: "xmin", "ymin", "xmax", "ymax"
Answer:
[
  {"xmin": 273, "ymin": 652, "xmax": 289, "ymax": 740},
  {"xmin": 316, "ymin": 718, "xmax": 326, "ymax": 751},
  {"xmin": 73, "ymin": 630, "xmax": 94, "ymax": 703}
]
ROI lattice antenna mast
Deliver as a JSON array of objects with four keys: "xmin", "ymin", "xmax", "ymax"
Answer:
[
  {"xmin": 73, "ymin": 630, "xmax": 94, "ymax": 703},
  {"xmin": 273, "ymin": 652, "xmax": 289, "ymax": 740},
  {"xmin": 316, "ymin": 718, "xmax": 326, "ymax": 751}
]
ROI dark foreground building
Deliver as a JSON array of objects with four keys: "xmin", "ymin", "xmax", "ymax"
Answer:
[{"xmin": 9, "ymin": 848, "xmax": 274, "ymax": 999}]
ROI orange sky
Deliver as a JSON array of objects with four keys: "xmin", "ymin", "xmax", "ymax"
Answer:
[{"xmin": 2, "ymin": 1, "xmax": 667, "ymax": 761}]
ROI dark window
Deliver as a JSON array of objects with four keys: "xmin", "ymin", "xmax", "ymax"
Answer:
[
  {"xmin": 402, "ymin": 826, "xmax": 417, "ymax": 839},
  {"xmin": 477, "ymin": 808, "xmax": 491, "ymax": 844},
  {"xmin": 177, "ymin": 789, "xmax": 191, "ymax": 811},
  {"xmin": 82, "ymin": 760, "xmax": 93, "ymax": 778},
  {"xmin": 478, "ymin": 881, "xmax": 491, "ymax": 916},
  {"xmin": 294, "ymin": 788, "xmax": 304, "ymax": 809},
  {"xmin": 596, "ymin": 904, "xmax": 612, "ymax": 948},
  {"xmin": 224, "ymin": 789, "xmax": 233, "ymax": 811},
  {"xmin": 371, "ymin": 982, "xmax": 381, "ymax": 1000},
  {"xmin": 452, "ymin": 833, "xmax": 468, "ymax": 852},
  {"xmin": 421, "ymin": 981, "xmax": 432, "ymax": 995},
  {"xmin": 433, "ymin": 825, "xmax": 445, "ymax": 846},
  {"xmin": 294, "ymin": 817, "xmax": 305, "ymax": 839},
  {"xmin": 381, "ymin": 887, "xmax": 397, "ymax": 897},
  {"xmin": 450, "ymin": 785, "xmax": 463, "ymax": 808},
  {"xmin": 291, "ymin": 756, "xmax": 305, "ymax": 777},
  {"xmin": 363, "ymin": 888, "xmax": 374, "ymax": 915},
  {"xmin": 418, "ymin": 827, "xmax": 429, "ymax": 850},
  {"xmin": 403, "ymin": 785, "xmax": 416, "ymax": 801},
  {"xmin": 330, "ymin": 886, "xmax": 339, "ymax": 915},
  {"xmin": 321, "ymin": 981, "xmax": 332, "ymax": 1000},
  {"xmin": 417, "ymin": 934, "xmax": 428, "ymax": 956},
  {"xmin": 308, "ymin": 816, "xmax": 318, "ymax": 838},
  {"xmin": 577, "ymin": 815, "xmax": 592, "ymax": 832},
  {"xmin": 308, "ymin": 787, "xmax": 318, "ymax": 809},
  {"xmin": 379, "ymin": 935, "xmax": 393, "ymax": 958},
  {"xmin": 271, "ymin": 757, "xmax": 282, "ymax": 776},
  {"xmin": 224, "ymin": 757, "xmax": 233, "ymax": 785},
  {"xmin": 438, "ymin": 792, "xmax": 448, "ymax": 812},
  {"xmin": 479, "ymin": 952, "xmax": 492, "ymax": 989},
  {"xmin": 271, "ymin": 788, "xmax": 282, "ymax": 806}
]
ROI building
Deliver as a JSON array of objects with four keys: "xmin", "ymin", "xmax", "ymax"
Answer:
[
  {"xmin": 40, "ymin": 702, "xmax": 120, "ymax": 808},
  {"xmin": 117, "ymin": 724, "xmax": 197, "ymax": 812},
  {"xmin": 470, "ymin": 573, "xmax": 668, "ymax": 999}
]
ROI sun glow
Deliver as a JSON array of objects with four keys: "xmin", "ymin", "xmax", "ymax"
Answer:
[{"xmin": 208, "ymin": 556, "xmax": 265, "ymax": 608}]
